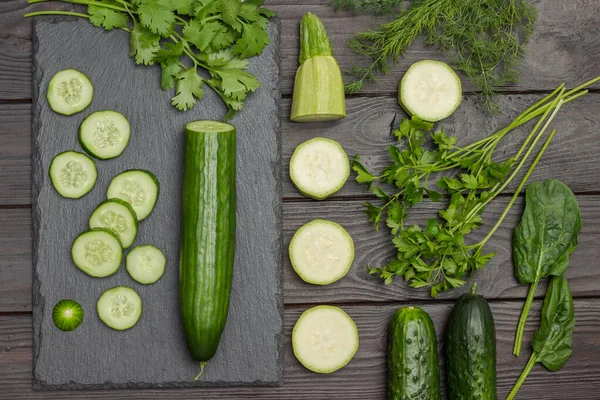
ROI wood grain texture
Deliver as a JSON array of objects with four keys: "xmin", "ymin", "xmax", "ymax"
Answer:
[
  {"xmin": 2, "ymin": 194, "xmax": 599, "ymax": 311},
  {"xmin": 4, "ymin": 92, "xmax": 600, "ymax": 205},
  {"xmin": 0, "ymin": 0, "xmax": 600, "ymax": 99},
  {"xmin": 2, "ymin": 300, "xmax": 600, "ymax": 399}
]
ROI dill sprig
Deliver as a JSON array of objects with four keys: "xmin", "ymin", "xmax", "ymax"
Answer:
[
  {"xmin": 343, "ymin": 0, "xmax": 537, "ymax": 112},
  {"xmin": 330, "ymin": 0, "xmax": 404, "ymax": 15}
]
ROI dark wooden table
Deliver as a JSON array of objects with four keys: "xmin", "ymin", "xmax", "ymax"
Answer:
[{"xmin": 2, "ymin": 1, "xmax": 600, "ymax": 398}]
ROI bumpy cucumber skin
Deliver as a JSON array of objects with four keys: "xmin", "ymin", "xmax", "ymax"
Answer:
[
  {"xmin": 179, "ymin": 121, "xmax": 236, "ymax": 362},
  {"xmin": 89, "ymin": 198, "xmax": 138, "ymax": 249},
  {"xmin": 446, "ymin": 285, "xmax": 497, "ymax": 400},
  {"xmin": 49, "ymin": 150, "xmax": 97, "ymax": 199},
  {"xmin": 388, "ymin": 306, "xmax": 441, "ymax": 400},
  {"xmin": 298, "ymin": 12, "xmax": 333, "ymax": 65},
  {"xmin": 78, "ymin": 110, "xmax": 130, "ymax": 160},
  {"xmin": 106, "ymin": 169, "xmax": 160, "ymax": 221},
  {"xmin": 289, "ymin": 137, "xmax": 350, "ymax": 200},
  {"xmin": 398, "ymin": 60, "xmax": 462, "ymax": 123},
  {"xmin": 52, "ymin": 299, "xmax": 84, "ymax": 332}
]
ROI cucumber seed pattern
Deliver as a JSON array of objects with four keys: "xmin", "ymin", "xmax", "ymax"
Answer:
[
  {"xmin": 93, "ymin": 118, "xmax": 122, "ymax": 149},
  {"xmin": 58, "ymin": 161, "xmax": 87, "ymax": 188},
  {"xmin": 111, "ymin": 294, "xmax": 135, "ymax": 318},
  {"xmin": 118, "ymin": 180, "xmax": 147, "ymax": 207},
  {"xmin": 84, "ymin": 239, "xmax": 114, "ymax": 268},
  {"xmin": 137, "ymin": 250, "xmax": 156, "ymax": 273},
  {"xmin": 99, "ymin": 211, "xmax": 129, "ymax": 235},
  {"xmin": 55, "ymin": 78, "xmax": 83, "ymax": 105}
]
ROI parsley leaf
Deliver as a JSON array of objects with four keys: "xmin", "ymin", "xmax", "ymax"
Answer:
[
  {"xmin": 171, "ymin": 67, "xmax": 204, "ymax": 110},
  {"xmin": 231, "ymin": 22, "xmax": 269, "ymax": 58},
  {"xmin": 88, "ymin": 6, "xmax": 129, "ymax": 30}
]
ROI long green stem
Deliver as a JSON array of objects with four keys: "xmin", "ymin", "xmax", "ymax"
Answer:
[
  {"xmin": 507, "ymin": 352, "xmax": 539, "ymax": 400},
  {"xmin": 24, "ymin": 10, "xmax": 89, "ymax": 18},
  {"xmin": 469, "ymin": 129, "xmax": 557, "ymax": 249},
  {"xmin": 28, "ymin": 0, "xmax": 129, "ymax": 12},
  {"xmin": 514, "ymin": 280, "xmax": 539, "ymax": 356}
]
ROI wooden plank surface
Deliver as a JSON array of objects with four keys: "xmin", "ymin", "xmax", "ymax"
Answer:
[
  {"xmin": 2, "ymin": 194, "xmax": 599, "ymax": 311},
  {"xmin": 3, "ymin": 93, "xmax": 600, "ymax": 206},
  {"xmin": 1, "ymin": 0, "xmax": 600, "ymax": 100},
  {"xmin": 2, "ymin": 300, "xmax": 600, "ymax": 399}
]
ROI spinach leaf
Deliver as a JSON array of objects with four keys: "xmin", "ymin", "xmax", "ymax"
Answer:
[
  {"xmin": 507, "ymin": 276, "xmax": 575, "ymax": 400},
  {"xmin": 512, "ymin": 179, "xmax": 581, "ymax": 356}
]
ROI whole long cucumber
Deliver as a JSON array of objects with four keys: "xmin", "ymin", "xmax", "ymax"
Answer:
[{"xmin": 179, "ymin": 120, "xmax": 236, "ymax": 378}]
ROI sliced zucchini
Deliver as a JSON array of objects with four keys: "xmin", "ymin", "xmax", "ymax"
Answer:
[
  {"xmin": 292, "ymin": 305, "xmax": 359, "ymax": 373},
  {"xmin": 126, "ymin": 245, "xmax": 166, "ymax": 284},
  {"xmin": 97, "ymin": 286, "xmax": 142, "ymax": 331},
  {"xmin": 289, "ymin": 137, "xmax": 349, "ymax": 200},
  {"xmin": 47, "ymin": 69, "xmax": 93, "ymax": 115},
  {"xmin": 289, "ymin": 219, "xmax": 354, "ymax": 285},
  {"xmin": 89, "ymin": 199, "xmax": 138, "ymax": 248},
  {"xmin": 399, "ymin": 60, "xmax": 462, "ymax": 122},
  {"xmin": 52, "ymin": 299, "xmax": 84, "ymax": 332},
  {"xmin": 106, "ymin": 170, "xmax": 159, "ymax": 221},
  {"xmin": 79, "ymin": 110, "xmax": 131, "ymax": 160},
  {"xmin": 49, "ymin": 151, "xmax": 97, "ymax": 199},
  {"xmin": 71, "ymin": 228, "xmax": 123, "ymax": 278}
]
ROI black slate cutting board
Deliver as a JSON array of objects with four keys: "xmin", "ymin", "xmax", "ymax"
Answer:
[{"xmin": 31, "ymin": 18, "xmax": 283, "ymax": 389}]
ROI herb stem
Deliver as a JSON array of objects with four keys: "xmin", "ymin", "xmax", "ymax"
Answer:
[
  {"xmin": 507, "ymin": 352, "xmax": 539, "ymax": 400},
  {"xmin": 28, "ymin": 0, "xmax": 129, "ymax": 13},
  {"xmin": 24, "ymin": 10, "xmax": 90, "ymax": 19},
  {"xmin": 513, "ymin": 279, "xmax": 539, "ymax": 356}
]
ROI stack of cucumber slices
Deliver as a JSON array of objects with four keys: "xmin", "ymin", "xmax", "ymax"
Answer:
[{"xmin": 46, "ymin": 68, "xmax": 165, "ymax": 333}]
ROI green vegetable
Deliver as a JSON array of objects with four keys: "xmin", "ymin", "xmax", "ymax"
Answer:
[
  {"xmin": 512, "ymin": 180, "xmax": 581, "ymax": 356},
  {"xmin": 52, "ymin": 299, "xmax": 84, "ymax": 331},
  {"xmin": 358, "ymin": 77, "xmax": 600, "ymax": 296},
  {"xmin": 79, "ymin": 110, "xmax": 130, "ymax": 160},
  {"xmin": 387, "ymin": 306, "xmax": 440, "ymax": 400},
  {"xmin": 446, "ymin": 284, "xmax": 496, "ymax": 400},
  {"xmin": 97, "ymin": 286, "xmax": 142, "ymax": 331},
  {"xmin": 26, "ymin": 0, "xmax": 276, "ymax": 119},
  {"xmin": 289, "ymin": 219, "xmax": 354, "ymax": 285},
  {"xmin": 126, "ymin": 245, "xmax": 166, "ymax": 285},
  {"xmin": 72, "ymin": 228, "xmax": 123, "ymax": 278},
  {"xmin": 338, "ymin": 0, "xmax": 537, "ymax": 112},
  {"xmin": 89, "ymin": 199, "xmax": 138, "ymax": 249},
  {"xmin": 291, "ymin": 13, "xmax": 346, "ymax": 122},
  {"xmin": 507, "ymin": 276, "xmax": 575, "ymax": 400},
  {"xmin": 106, "ymin": 169, "xmax": 159, "ymax": 221},
  {"xmin": 330, "ymin": 0, "xmax": 403, "ymax": 15},
  {"xmin": 49, "ymin": 151, "xmax": 97, "ymax": 199},
  {"xmin": 179, "ymin": 120, "xmax": 236, "ymax": 379},
  {"xmin": 46, "ymin": 68, "xmax": 93, "ymax": 115},
  {"xmin": 292, "ymin": 305, "xmax": 359, "ymax": 373}
]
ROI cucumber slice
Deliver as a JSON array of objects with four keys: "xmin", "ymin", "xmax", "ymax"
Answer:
[
  {"xmin": 126, "ymin": 245, "xmax": 166, "ymax": 284},
  {"xmin": 89, "ymin": 199, "xmax": 138, "ymax": 248},
  {"xmin": 399, "ymin": 60, "xmax": 462, "ymax": 122},
  {"xmin": 289, "ymin": 219, "xmax": 354, "ymax": 285},
  {"xmin": 47, "ymin": 69, "xmax": 93, "ymax": 115},
  {"xmin": 71, "ymin": 229, "xmax": 123, "ymax": 278},
  {"xmin": 79, "ymin": 110, "xmax": 131, "ymax": 160},
  {"xmin": 292, "ymin": 305, "xmax": 359, "ymax": 373},
  {"xmin": 52, "ymin": 299, "xmax": 84, "ymax": 331},
  {"xmin": 289, "ymin": 137, "xmax": 349, "ymax": 200},
  {"xmin": 106, "ymin": 170, "xmax": 159, "ymax": 221},
  {"xmin": 97, "ymin": 286, "xmax": 142, "ymax": 331},
  {"xmin": 49, "ymin": 151, "xmax": 97, "ymax": 199}
]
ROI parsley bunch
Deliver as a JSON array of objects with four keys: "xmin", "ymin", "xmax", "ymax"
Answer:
[
  {"xmin": 355, "ymin": 77, "xmax": 600, "ymax": 297},
  {"xmin": 26, "ymin": 0, "xmax": 275, "ymax": 118}
]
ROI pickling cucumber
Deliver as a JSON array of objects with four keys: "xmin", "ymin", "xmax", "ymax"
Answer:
[
  {"xmin": 292, "ymin": 305, "xmax": 359, "ymax": 373},
  {"xmin": 289, "ymin": 137, "xmax": 349, "ymax": 200},
  {"xmin": 179, "ymin": 120, "xmax": 236, "ymax": 375},
  {"xmin": 97, "ymin": 286, "xmax": 142, "ymax": 331},
  {"xmin": 106, "ymin": 169, "xmax": 159, "ymax": 221},
  {"xmin": 71, "ymin": 228, "xmax": 123, "ymax": 278},
  {"xmin": 47, "ymin": 68, "xmax": 94, "ymax": 115},
  {"xmin": 52, "ymin": 299, "xmax": 84, "ymax": 332},
  {"xmin": 49, "ymin": 151, "xmax": 97, "ymax": 199},
  {"xmin": 89, "ymin": 199, "xmax": 138, "ymax": 248},
  {"xmin": 399, "ymin": 60, "xmax": 462, "ymax": 122},
  {"xmin": 289, "ymin": 219, "xmax": 354, "ymax": 285},
  {"xmin": 79, "ymin": 110, "xmax": 131, "ymax": 160},
  {"xmin": 126, "ymin": 245, "xmax": 166, "ymax": 284}
]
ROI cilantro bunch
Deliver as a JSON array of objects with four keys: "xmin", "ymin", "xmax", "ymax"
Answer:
[
  {"xmin": 26, "ymin": 0, "xmax": 275, "ymax": 118},
  {"xmin": 354, "ymin": 77, "xmax": 600, "ymax": 297}
]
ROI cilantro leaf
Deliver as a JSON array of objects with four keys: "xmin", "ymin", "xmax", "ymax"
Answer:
[
  {"xmin": 212, "ymin": 67, "xmax": 260, "ymax": 100},
  {"xmin": 183, "ymin": 20, "xmax": 227, "ymax": 52},
  {"xmin": 138, "ymin": 0, "xmax": 175, "ymax": 37},
  {"xmin": 171, "ymin": 0, "xmax": 195, "ymax": 16},
  {"xmin": 218, "ymin": 0, "xmax": 241, "ymax": 27},
  {"xmin": 129, "ymin": 23, "xmax": 160, "ymax": 65},
  {"xmin": 153, "ymin": 41, "xmax": 184, "ymax": 64},
  {"xmin": 231, "ymin": 22, "xmax": 269, "ymax": 58},
  {"xmin": 160, "ymin": 62, "xmax": 182, "ymax": 90},
  {"xmin": 88, "ymin": 6, "xmax": 129, "ymax": 30},
  {"xmin": 171, "ymin": 67, "xmax": 204, "ymax": 110}
]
